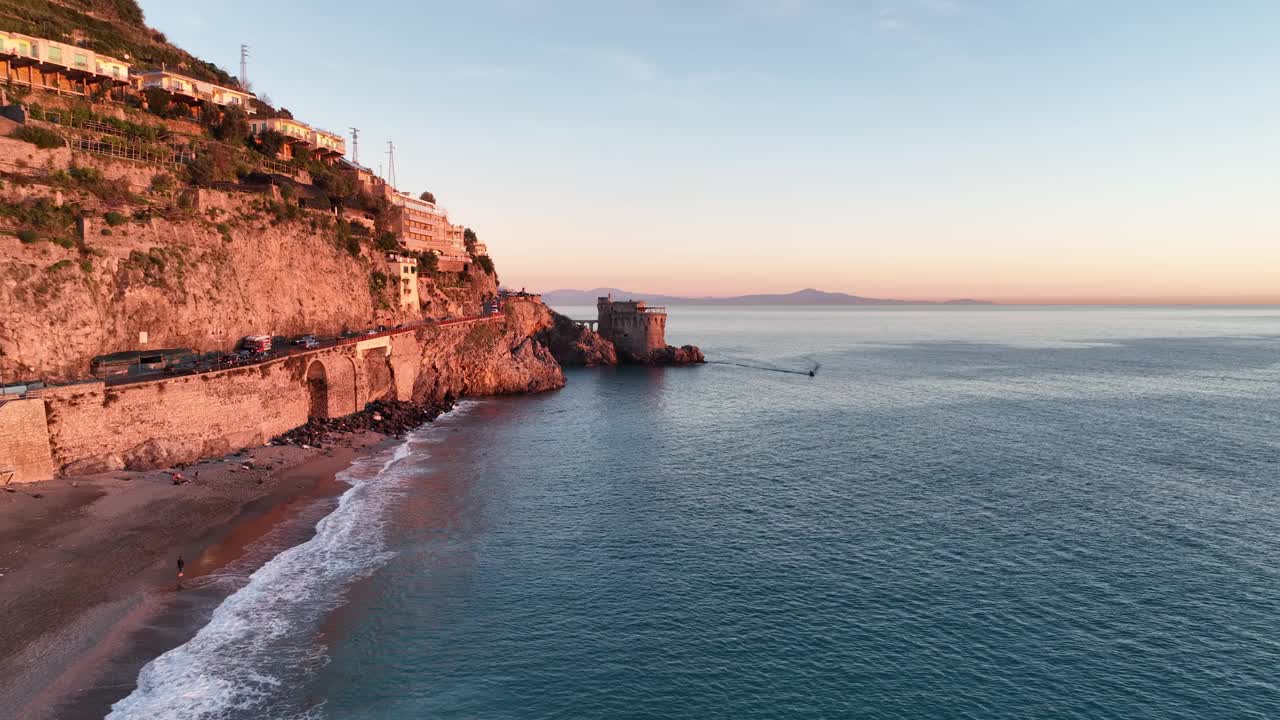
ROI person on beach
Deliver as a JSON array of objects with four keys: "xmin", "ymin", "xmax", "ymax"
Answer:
[{"xmin": 177, "ymin": 554, "xmax": 185, "ymax": 590}]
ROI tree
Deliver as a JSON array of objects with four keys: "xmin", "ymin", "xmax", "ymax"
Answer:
[
  {"xmin": 142, "ymin": 87, "xmax": 173, "ymax": 118},
  {"xmin": 463, "ymin": 227, "xmax": 478, "ymax": 254},
  {"xmin": 419, "ymin": 190, "xmax": 436, "ymax": 204},
  {"xmin": 314, "ymin": 168, "xmax": 356, "ymax": 202},
  {"xmin": 250, "ymin": 129, "xmax": 287, "ymax": 158},
  {"xmin": 207, "ymin": 106, "xmax": 249, "ymax": 145}
]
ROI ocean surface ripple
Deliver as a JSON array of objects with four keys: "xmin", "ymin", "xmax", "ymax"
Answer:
[{"xmin": 125, "ymin": 307, "xmax": 1280, "ymax": 719}]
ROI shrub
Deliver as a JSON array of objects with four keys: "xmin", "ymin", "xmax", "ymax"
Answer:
[
  {"xmin": 104, "ymin": 211, "xmax": 127, "ymax": 227},
  {"xmin": 48, "ymin": 259, "xmax": 73, "ymax": 272},
  {"xmin": 17, "ymin": 229, "xmax": 39, "ymax": 244},
  {"xmin": 100, "ymin": 227, "xmax": 113, "ymax": 236},
  {"xmin": 79, "ymin": 259, "xmax": 94, "ymax": 273},
  {"xmin": 374, "ymin": 231, "xmax": 399, "ymax": 252},
  {"xmin": 150, "ymin": 173, "xmax": 175, "ymax": 193},
  {"xmin": 474, "ymin": 254, "xmax": 496, "ymax": 275},
  {"xmin": 346, "ymin": 235, "xmax": 361, "ymax": 257},
  {"xmin": 69, "ymin": 166, "xmax": 105, "ymax": 184},
  {"xmin": 12, "ymin": 125, "xmax": 63, "ymax": 149},
  {"xmin": 186, "ymin": 145, "xmax": 237, "ymax": 185}
]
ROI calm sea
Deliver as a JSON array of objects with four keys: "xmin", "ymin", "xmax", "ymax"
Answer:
[{"xmin": 111, "ymin": 307, "xmax": 1280, "ymax": 719}]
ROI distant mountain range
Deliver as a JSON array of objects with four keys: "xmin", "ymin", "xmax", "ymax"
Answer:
[{"xmin": 539, "ymin": 288, "xmax": 993, "ymax": 306}]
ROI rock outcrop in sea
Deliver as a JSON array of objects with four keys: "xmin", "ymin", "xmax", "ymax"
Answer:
[{"xmin": 540, "ymin": 310, "xmax": 705, "ymax": 368}]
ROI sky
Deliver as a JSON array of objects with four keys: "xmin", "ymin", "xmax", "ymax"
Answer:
[{"xmin": 139, "ymin": 1, "xmax": 1279, "ymax": 302}]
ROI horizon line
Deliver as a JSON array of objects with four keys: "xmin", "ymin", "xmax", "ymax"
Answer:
[{"xmin": 532, "ymin": 287, "xmax": 1280, "ymax": 306}]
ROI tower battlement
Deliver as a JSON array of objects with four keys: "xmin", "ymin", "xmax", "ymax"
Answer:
[{"xmin": 596, "ymin": 294, "xmax": 667, "ymax": 359}]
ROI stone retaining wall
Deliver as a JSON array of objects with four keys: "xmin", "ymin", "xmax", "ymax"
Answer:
[{"xmin": 0, "ymin": 399, "xmax": 55, "ymax": 484}]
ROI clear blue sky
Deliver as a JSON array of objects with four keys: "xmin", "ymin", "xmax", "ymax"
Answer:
[{"xmin": 140, "ymin": 1, "xmax": 1280, "ymax": 300}]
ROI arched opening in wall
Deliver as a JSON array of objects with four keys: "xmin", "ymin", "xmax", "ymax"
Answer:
[{"xmin": 306, "ymin": 361, "xmax": 329, "ymax": 419}]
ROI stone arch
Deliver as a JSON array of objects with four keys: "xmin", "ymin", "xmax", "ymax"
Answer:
[{"xmin": 306, "ymin": 361, "xmax": 329, "ymax": 419}]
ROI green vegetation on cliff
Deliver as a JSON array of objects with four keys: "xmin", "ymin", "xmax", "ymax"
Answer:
[{"xmin": 1, "ymin": 0, "xmax": 239, "ymax": 86}]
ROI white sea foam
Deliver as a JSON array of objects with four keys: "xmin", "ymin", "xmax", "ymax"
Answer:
[{"xmin": 108, "ymin": 404, "xmax": 477, "ymax": 719}]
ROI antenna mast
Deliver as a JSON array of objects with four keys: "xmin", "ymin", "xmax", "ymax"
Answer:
[
  {"xmin": 239, "ymin": 44, "xmax": 250, "ymax": 89},
  {"xmin": 386, "ymin": 140, "xmax": 397, "ymax": 189},
  {"xmin": 349, "ymin": 127, "xmax": 359, "ymax": 164}
]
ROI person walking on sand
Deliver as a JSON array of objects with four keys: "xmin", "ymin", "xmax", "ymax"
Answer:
[{"xmin": 176, "ymin": 554, "xmax": 185, "ymax": 590}]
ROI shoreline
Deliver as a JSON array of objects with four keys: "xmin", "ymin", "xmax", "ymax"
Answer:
[{"xmin": 0, "ymin": 429, "xmax": 393, "ymax": 720}]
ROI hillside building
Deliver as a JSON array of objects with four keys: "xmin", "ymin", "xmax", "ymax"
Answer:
[
  {"xmin": 0, "ymin": 30, "xmax": 131, "ymax": 100},
  {"xmin": 133, "ymin": 69, "xmax": 255, "ymax": 117},
  {"xmin": 388, "ymin": 191, "xmax": 470, "ymax": 272},
  {"xmin": 249, "ymin": 116, "xmax": 345, "ymax": 163},
  {"xmin": 385, "ymin": 254, "xmax": 420, "ymax": 310}
]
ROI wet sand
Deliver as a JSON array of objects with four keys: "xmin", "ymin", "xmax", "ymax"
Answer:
[{"xmin": 0, "ymin": 430, "xmax": 390, "ymax": 720}]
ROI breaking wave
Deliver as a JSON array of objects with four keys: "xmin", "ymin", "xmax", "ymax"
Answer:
[{"xmin": 108, "ymin": 404, "xmax": 474, "ymax": 719}]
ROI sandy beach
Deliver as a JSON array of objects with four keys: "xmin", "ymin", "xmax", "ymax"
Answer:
[{"xmin": 0, "ymin": 430, "xmax": 391, "ymax": 720}]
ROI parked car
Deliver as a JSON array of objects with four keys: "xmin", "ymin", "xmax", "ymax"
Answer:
[{"xmin": 293, "ymin": 335, "xmax": 319, "ymax": 349}]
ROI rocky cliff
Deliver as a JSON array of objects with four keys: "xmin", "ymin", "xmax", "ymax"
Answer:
[
  {"xmin": 409, "ymin": 300, "xmax": 564, "ymax": 402},
  {"xmin": 538, "ymin": 309, "xmax": 704, "ymax": 368},
  {"xmin": 536, "ymin": 311, "xmax": 618, "ymax": 367},
  {"xmin": 0, "ymin": 140, "xmax": 500, "ymax": 382}
]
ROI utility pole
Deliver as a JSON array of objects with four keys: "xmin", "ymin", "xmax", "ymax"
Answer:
[
  {"xmin": 349, "ymin": 127, "xmax": 360, "ymax": 164},
  {"xmin": 386, "ymin": 140, "xmax": 397, "ymax": 189},
  {"xmin": 239, "ymin": 44, "xmax": 250, "ymax": 89}
]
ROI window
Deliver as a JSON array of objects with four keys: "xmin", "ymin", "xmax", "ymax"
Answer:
[
  {"xmin": 74, "ymin": 53, "xmax": 88, "ymax": 69},
  {"xmin": 48, "ymin": 46, "xmax": 62, "ymax": 63}
]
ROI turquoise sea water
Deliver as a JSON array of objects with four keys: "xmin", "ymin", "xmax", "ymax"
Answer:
[{"xmin": 112, "ymin": 307, "xmax": 1280, "ymax": 719}]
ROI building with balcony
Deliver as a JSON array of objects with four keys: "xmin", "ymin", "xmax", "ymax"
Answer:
[
  {"xmin": 133, "ymin": 69, "xmax": 255, "ymax": 117},
  {"xmin": 388, "ymin": 192, "xmax": 471, "ymax": 271},
  {"xmin": 0, "ymin": 30, "xmax": 131, "ymax": 100},
  {"xmin": 385, "ymin": 254, "xmax": 420, "ymax": 310},
  {"xmin": 249, "ymin": 116, "xmax": 345, "ymax": 163}
]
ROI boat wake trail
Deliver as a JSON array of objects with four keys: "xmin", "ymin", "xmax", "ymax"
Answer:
[{"xmin": 709, "ymin": 356, "xmax": 821, "ymax": 376}]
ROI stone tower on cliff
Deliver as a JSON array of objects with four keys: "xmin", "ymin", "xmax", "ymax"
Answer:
[{"xmin": 596, "ymin": 295, "xmax": 667, "ymax": 360}]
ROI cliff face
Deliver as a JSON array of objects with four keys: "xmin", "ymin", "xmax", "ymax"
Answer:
[
  {"xmin": 539, "ymin": 309, "xmax": 704, "ymax": 367},
  {"xmin": 409, "ymin": 300, "xmax": 564, "ymax": 403},
  {"xmin": 537, "ymin": 311, "xmax": 618, "ymax": 367},
  {"xmin": 0, "ymin": 151, "xmax": 499, "ymax": 382}
]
